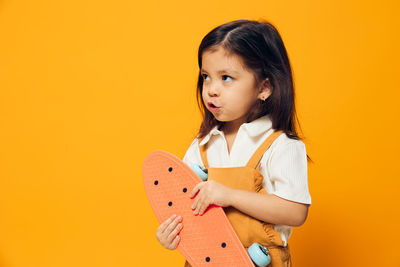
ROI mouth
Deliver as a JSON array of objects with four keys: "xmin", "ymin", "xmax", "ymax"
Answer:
[
  {"xmin": 207, "ymin": 102, "xmax": 220, "ymax": 112},
  {"xmin": 207, "ymin": 102, "xmax": 219, "ymax": 108}
]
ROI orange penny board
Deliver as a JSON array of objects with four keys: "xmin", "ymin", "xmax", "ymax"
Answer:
[{"xmin": 142, "ymin": 150, "xmax": 254, "ymax": 266}]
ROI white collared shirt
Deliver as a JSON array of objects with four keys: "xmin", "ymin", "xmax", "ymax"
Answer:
[{"xmin": 182, "ymin": 114, "xmax": 311, "ymax": 246}]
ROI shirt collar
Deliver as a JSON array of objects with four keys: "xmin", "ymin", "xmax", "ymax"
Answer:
[
  {"xmin": 198, "ymin": 125, "xmax": 223, "ymax": 146},
  {"xmin": 198, "ymin": 114, "xmax": 273, "ymax": 146}
]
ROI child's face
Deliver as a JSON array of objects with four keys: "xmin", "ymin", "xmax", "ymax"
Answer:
[{"xmin": 201, "ymin": 46, "xmax": 269, "ymax": 130}]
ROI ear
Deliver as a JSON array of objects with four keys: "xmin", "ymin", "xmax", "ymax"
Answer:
[{"xmin": 257, "ymin": 78, "xmax": 272, "ymax": 101}]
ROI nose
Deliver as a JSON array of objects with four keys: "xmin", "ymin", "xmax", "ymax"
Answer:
[{"xmin": 206, "ymin": 83, "xmax": 220, "ymax": 97}]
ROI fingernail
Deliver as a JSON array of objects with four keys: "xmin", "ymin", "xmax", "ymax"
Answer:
[
  {"xmin": 177, "ymin": 216, "xmax": 181, "ymax": 220},
  {"xmin": 172, "ymin": 214, "xmax": 176, "ymax": 218}
]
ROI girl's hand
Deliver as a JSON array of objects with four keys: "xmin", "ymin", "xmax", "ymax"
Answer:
[
  {"xmin": 155, "ymin": 214, "xmax": 183, "ymax": 250},
  {"xmin": 190, "ymin": 180, "xmax": 233, "ymax": 215}
]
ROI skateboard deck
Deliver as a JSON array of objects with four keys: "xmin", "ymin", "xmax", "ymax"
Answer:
[{"xmin": 142, "ymin": 150, "xmax": 254, "ymax": 266}]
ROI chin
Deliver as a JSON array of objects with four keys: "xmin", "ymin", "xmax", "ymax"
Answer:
[
  {"xmin": 211, "ymin": 114, "xmax": 226, "ymax": 122},
  {"xmin": 215, "ymin": 117, "xmax": 231, "ymax": 124}
]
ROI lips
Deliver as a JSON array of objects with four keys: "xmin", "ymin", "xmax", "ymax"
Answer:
[
  {"xmin": 207, "ymin": 102, "xmax": 221, "ymax": 113},
  {"xmin": 207, "ymin": 102, "xmax": 220, "ymax": 108}
]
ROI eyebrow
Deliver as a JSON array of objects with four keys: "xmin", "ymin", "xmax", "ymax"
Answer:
[{"xmin": 201, "ymin": 68, "xmax": 240, "ymax": 75}]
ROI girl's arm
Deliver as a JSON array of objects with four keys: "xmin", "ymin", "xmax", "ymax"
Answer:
[
  {"xmin": 228, "ymin": 188, "xmax": 309, "ymax": 227},
  {"xmin": 190, "ymin": 180, "xmax": 308, "ymax": 227}
]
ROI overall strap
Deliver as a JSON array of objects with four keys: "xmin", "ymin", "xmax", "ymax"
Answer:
[
  {"xmin": 198, "ymin": 138, "xmax": 209, "ymax": 170},
  {"xmin": 246, "ymin": 130, "xmax": 284, "ymax": 170}
]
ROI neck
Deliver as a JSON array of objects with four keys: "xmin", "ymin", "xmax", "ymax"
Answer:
[{"xmin": 221, "ymin": 119, "xmax": 244, "ymax": 136}]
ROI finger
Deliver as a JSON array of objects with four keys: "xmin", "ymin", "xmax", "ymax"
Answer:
[
  {"xmin": 190, "ymin": 182, "xmax": 204, "ymax": 198},
  {"xmin": 191, "ymin": 194, "xmax": 199, "ymax": 210},
  {"xmin": 198, "ymin": 199, "xmax": 210, "ymax": 215},
  {"xmin": 197, "ymin": 193, "xmax": 211, "ymax": 215},
  {"xmin": 169, "ymin": 235, "xmax": 180, "ymax": 250},
  {"xmin": 167, "ymin": 223, "xmax": 183, "ymax": 243},
  {"xmin": 163, "ymin": 215, "xmax": 181, "ymax": 235},
  {"xmin": 191, "ymin": 188, "xmax": 204, "ymax": 211},
  {"xmin": 158, "ymin": 214, "xmax": 176, "ymax": 234},
  {"xmin": 193, "ymin": 195, "xmax": 205, "ymax": 215}
]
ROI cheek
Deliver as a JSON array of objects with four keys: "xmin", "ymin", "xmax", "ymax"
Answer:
[
  {"xmin": 201, "ymin": 90, "xmax": 208, "ymax": 105},
  {"xmin": 231, "ymin": 92, "xmax": 256, "ymax": 110},
  {"xmin": 201, "ymin": 90, "xmax": 206, "ymax": 100},
  {"xmin": 227, "ymin": 91, "xmax": 246, "ymax": 105}
]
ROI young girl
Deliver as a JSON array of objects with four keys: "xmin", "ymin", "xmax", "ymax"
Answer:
[{"xmin": 155, "ymin": 19, "xmax": 311, "ymax": 267}]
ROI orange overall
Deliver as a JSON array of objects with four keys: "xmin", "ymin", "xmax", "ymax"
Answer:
[{"xmin": 184, "ymin": 130, "xmax": 291, "ymax": 267}]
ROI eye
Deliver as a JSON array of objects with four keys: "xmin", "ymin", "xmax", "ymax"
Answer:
[
  {"xmin": 202, "ymin": 74, "xmax": 210, "ymax": 81},
  {"xmin": 222, "ymin": 75, "xmax": 233, "ymax": 82}
]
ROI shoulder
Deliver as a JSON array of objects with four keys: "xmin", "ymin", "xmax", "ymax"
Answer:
[
  {"xmin": 260, "ymin": 131, "xmax": 307, "ymax": 164},
  {"xmin": 182, "ymin": 136, "xmax": 202, "ymax": 166},
  {"xmin": 260, "ymin": 132, "xmax": 311, "ymax": 204},
  {"xmin": 270, "ymin": 132, "xmax": 306, "ymax": 154}
]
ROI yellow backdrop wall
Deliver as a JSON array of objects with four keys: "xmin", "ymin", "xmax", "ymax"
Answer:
[{"xmin": 0, "ymin": 0, "xmax": 399, "ymax": 266}]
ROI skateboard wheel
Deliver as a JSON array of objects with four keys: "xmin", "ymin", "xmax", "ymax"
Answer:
[
  {"xmin": 189, "ymin": 164, "xmax": 208, "ymax": 181},
  {"xmin": 248, "ymin": 243, "xmax": 271, "ymax": 267}
]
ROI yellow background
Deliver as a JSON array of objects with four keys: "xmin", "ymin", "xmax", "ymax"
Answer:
[{"xmin": 0, "ymin": 0, "xmax": 399, "ymax": 266}]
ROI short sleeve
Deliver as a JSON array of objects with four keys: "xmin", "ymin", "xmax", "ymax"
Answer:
[
  {"xmin": 266, "ymin": 140, "xmax": 311, "ymax": 205},
  {"xmin": 182, "ymin": 137, "xmax": 204, "ymax": 168}
]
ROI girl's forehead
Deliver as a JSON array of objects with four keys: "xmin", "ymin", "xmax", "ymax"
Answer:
[{"xmin": 201, "ymin": 47, "xmax": 247, "ymax": 73}]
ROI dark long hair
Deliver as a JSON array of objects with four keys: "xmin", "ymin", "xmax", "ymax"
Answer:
[{"xmin": 195, "ymin": 19, "xmax": 312, "ymax": 162}]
